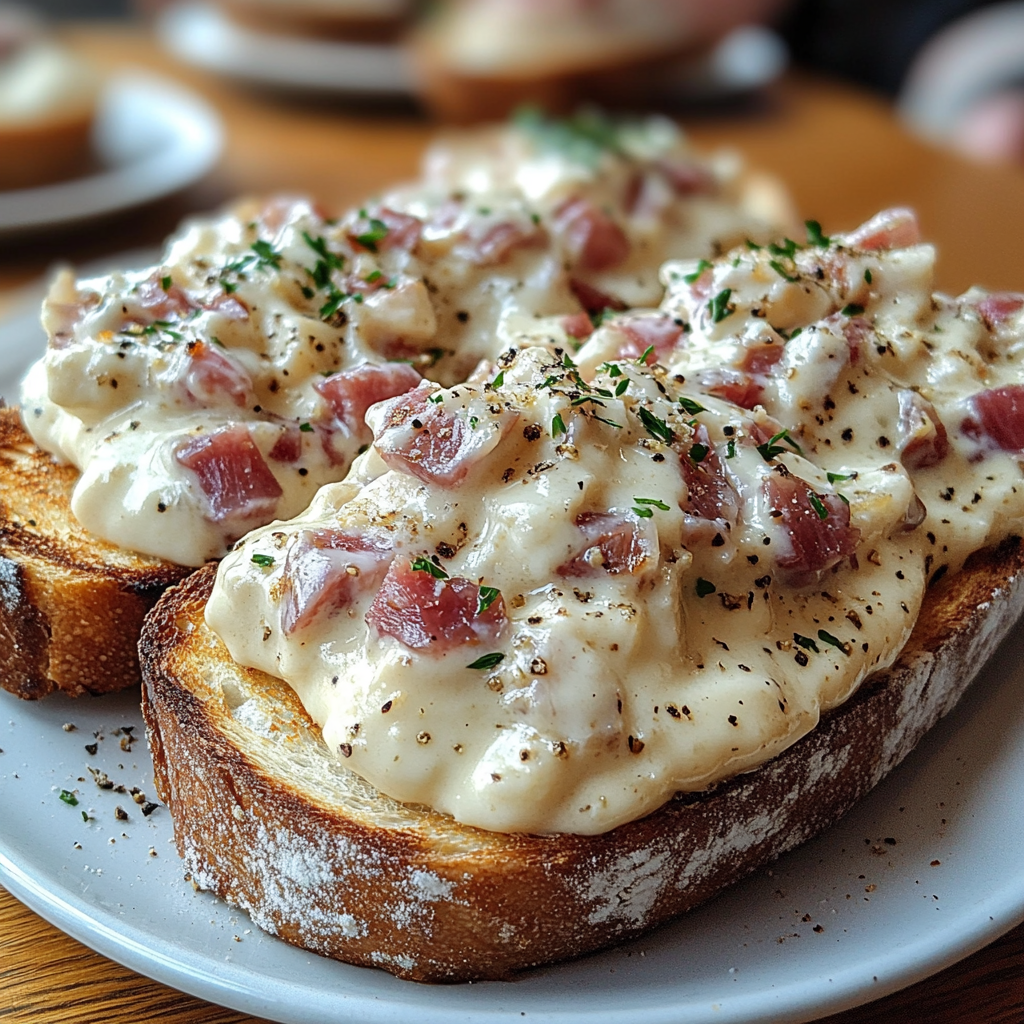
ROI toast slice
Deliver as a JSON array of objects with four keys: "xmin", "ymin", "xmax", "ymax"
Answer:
[
  {"xmin": 140, "ymin": 540, "xmax": 1024, "ymax": 982},
  {"xmin": 0, "ymin": 408, "xmax": 191, "ymax": 699},
  {"xmin": 409, "ymin": 2, "xmax": 702, "ymax": 122}
]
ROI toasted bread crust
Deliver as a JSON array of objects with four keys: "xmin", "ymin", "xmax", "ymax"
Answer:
[
  {"xmin": 0, "ymin": 408, "xmax": 191, "ymax": 698},
  {"xmin": 140, "ymin": 539, "xmax": 1024, "ymax": 981},
  {"xmin": 0, "ymin": 110, "xmax": 95, "ymax": 191}
]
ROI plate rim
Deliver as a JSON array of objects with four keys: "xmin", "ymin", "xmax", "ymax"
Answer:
[
  {"xmin": 2, "ymin": 681, "xmax": 1023, "ymax": 1024},
  {"xmin": 157, "ymin": 2, "xmax": 414, "ymax": 95},
  {"xmin": 0, "ymin": 305, "xmax": 1022, "ymax": 1024}
]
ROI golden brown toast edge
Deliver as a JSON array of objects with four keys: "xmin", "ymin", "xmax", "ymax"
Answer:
[
  {"xmin": 0, "ymin": 408, "xmax": 191, "ymax": 698},
  {"xmin": 139, "ymin": 538, "xmax": 1024, "ymax": 981}
]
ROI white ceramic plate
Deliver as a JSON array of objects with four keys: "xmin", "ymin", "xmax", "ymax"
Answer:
[
  {"xmin": 0, "ymin": 306, "xmax": 1023, "ymax": 1023},
  {"xmin": 0, "ymin": 72, "xmax": 222, "ymax": 236},
  {"xmin": 157, "ymin": 3, "xmax": 413, "ymax": 96},
  {"xmin": 157, "ymin": 4, "xmax": 785, "ymax": 102}
]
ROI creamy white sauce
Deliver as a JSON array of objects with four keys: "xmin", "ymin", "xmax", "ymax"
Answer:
[
  {"xmin": 207, "ymin": 219, "xmax": 1024, "ymax": 835},
  {"xmin": 21, "ymin": 116, "xmax": 773, "ymax": 565}
]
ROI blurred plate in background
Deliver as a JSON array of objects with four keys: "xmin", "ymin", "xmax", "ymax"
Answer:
[
  {"xmin": 0, "ymin": 73, "xmax": 222, "ymax": 236},
  {"xmin": 158, "ymin": 2, "xmax": 413, "ymax": 97}
]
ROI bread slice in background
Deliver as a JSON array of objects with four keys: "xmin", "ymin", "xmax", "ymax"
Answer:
[
  {"xmin": 411, "ymin": 33, "xmax": 694, "ymax": 124},
  {"xmin": 140, "ymin": 540, "xmax": 1024, "ymax": 982},
  {"xmin": 214, "ymin": 0, "xmax": 414, "ymax": 44},
  {"xmin": 0, "ymin": 408, "xmax": 190, "ymax": 699}
]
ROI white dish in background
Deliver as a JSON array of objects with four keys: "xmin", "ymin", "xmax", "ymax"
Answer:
[
  {"xmin": 0, "ymin": 73, "xmax": 222, "ymax": 236},
  {"xmin": 0, "ymin": 304, "xmax": 1023, "ymax": 1023},
  {"xmin": 157, "ymin": 3, "xmax": 413, "ymax": 96},
  {"xmin": 156, "ymin": 4, "xmax": 784, "ymax": 102},
  {"xmin": 670, "ymin": 25, "xmax": 788, "ymax": 100}
]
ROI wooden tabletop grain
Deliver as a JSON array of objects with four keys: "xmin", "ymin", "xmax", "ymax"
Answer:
[{"xmin": 1, "ymin": 22, "xmax": 1022, "ymax": 1024}]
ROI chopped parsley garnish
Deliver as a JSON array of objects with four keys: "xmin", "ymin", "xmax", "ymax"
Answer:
[
  {"xmin": 826, "ymin": 471, "xmax": 854, "ymax": 483},
  {"xmin": 490, "ymin": 369, "xmax": 505, "ymax": 388},
  {"xmin": 709, "ymin": 287, "xmax": 734, "ymax": 323},
  {"xmin": 683, "ymin": 259, "xmax": 713, "ymax": 284},
  {"xmin": 477, "ymin": 586, "xmax": 501, "ymax": 614},
  {"xmin": 299, "ymin": 422, "xmax": 314, "ymax": 432},
  {"xmin": 220, "ymin": 240, "xmax": 282, "ymax": 291},
  {"xmin": 160, "ymin": 275, "xmax": 172, "ymax": 291},
  {"xmin": 614, "ymin": 377, "xmax": 630, "ymax": 397},
  {"xmin": 793, "ymin": 633, "xmax": 820, "ymax": 653},
  {"xmin": 841, "ymin": 303, "xmax": 865, "ymax": 316},
  {"xmin": 805, "ymin": 220, "xmax": 831, "ymax": 247},
  {"xmin": 745, "ymin": 239, "xmax": 763, "ymax": 250},
  {"xmin": 354, "ymin": 217, "xmax": 390, "ymax": 253},
  {"xmin": 756, "ymin": 429, "xmax": 803, "ymax": 462},
  {"xmin": 630, "ymin": 495, "xmax": 671, "ymax": 516},
  {"xmin": 470, "ymin": 416, "xmax": 479, "ymax": 429},
  {"xmin": 365, "ymin": 269, "xmax": 384, "ymax": 283},
  {"xmin": 636, "ymin": 344, "xmax": 655, "ymax": 365},
  {"xmin": 589, "ymin": 307, "xmax": 615, "ymax": 328},
  {"xmin": 126, "ymin": 319, "xmax": 183, "ymax": 341},
  {"xmin": 467, "ymin": 652, "xmax": 505, "ymax": 670},
  {"xmin": 59, "ymin": 789, "xmax": 78, "ymax": 806},
  {"xmin": 678, "ymin": 396, "xmax": 705, "ymax": 415},
  {"xmin": 726, "ymin": 438, "xmax": 737, "ymax": 459},
  {"xmin": 210, "ymin": 336, "xmax": 225, "ymax": 347},
  {"xmin": 223, "ymin": 258, "xmax": 248, "ymax": 277},
  {"xmin": 789, "ymin": 327, "xmax": 802, "ymax": 340},
  {"xmin": 411, "ymin": 556, "xmax": 448, "ymax": 580},
  {"xmin": 769, "ymin": 259, "xmax": 799, "ymax": 283},
  {"xmin": 689, "ymin": 442, "xmax": 709, "ymax": 464},
  {"xmin": 251, "ymin": 239, "xmax": 283, "ymax": 269},
  {"xmin": 428, "ymin": 392, "xmax": 445, "ymax": 404},
  {"xmin": 302, "ymin": 233, "xmax": 348, "ymax": 319},
  {"xmin": 513, "ymin": 105, "xmax": 624, "ymax": 167},
  {"xmin": 818, "ymin": 629, "xmax": 848, "ymax": 654},
  {"xmin": 768, "ymin": 237, "xmax": 801, "ymax": 259},
  {"xmin": 637, "ymin": 407, "xmax": 674, "ymax": 444},
  {"xmin": 303, "ymin": 232, "xmax": 345, "ymax": 273},
  {"xmin": 251, "ymin": 553, "xmax": 275, "ymax": 567},
  {"xmin": 807, "ymin": 491, "xmax": 829, "ymax": 520},
  {"xmin": 319, "ymin": 292, "xmax": 347, "ymax": 319},
  {"xmin": 864, "ymin": 268, "xmax": 873, "ymax": 284},
  {"xmin": 695, "ymin": 577, "xmax": 716, "ymax": 598},
  {"xmin": 551, "ymin": 412, "xmax": 567, "ymax": 438}
]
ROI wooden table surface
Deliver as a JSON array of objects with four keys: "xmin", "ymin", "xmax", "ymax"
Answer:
[{"xmin": 1, "ymin": 22, "xmax": 1022, "ymax": 1024}]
